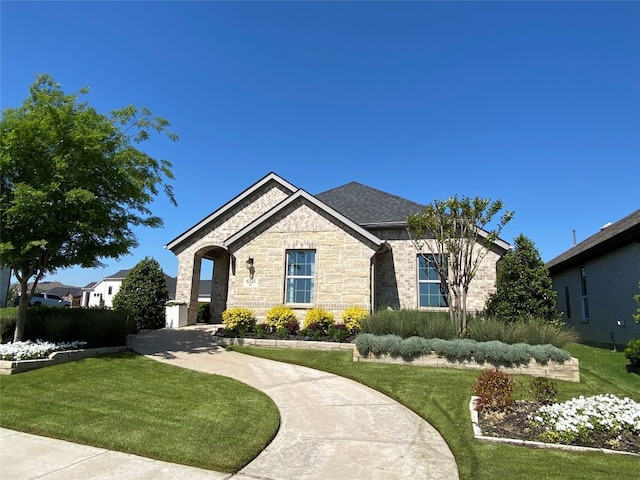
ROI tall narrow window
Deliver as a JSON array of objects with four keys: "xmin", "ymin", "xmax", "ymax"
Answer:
[
  {"xmin": 580, "ymin": 266, "xmax": 589, "ymax": 321},
  {"xmin": 108, "ymin": 286, "xmax": 113, "ymax": 295},
  {"xmin": 418, "ymin": 255, "xmax": 448, "ymax": 307},
  {"xmin": 564, "ymin": 286, "xmax": 571, "ymax": 319},
  {"xmin": 285, "ymin": 250, "xmax": 315, "ymax": 304}
]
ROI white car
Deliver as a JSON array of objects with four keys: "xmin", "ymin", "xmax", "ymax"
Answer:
[{"xmin": 15, "ymin": 293, "xmax": 71, "ymax": 307}]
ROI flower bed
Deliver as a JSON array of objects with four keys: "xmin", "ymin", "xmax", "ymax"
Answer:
[
  {"xmin": 0, "ymin": 340, "xmax": 129, "ymax": 375},
  {"xmin": 470, "ymin": 395, "xmax": 640, "ymax": 455}
]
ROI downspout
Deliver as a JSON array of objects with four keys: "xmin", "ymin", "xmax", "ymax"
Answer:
[{"xmin": 370, "ymin": 258, "xmax": 375, "ymax": 314}]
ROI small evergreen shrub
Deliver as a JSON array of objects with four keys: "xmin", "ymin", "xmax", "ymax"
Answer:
[
  {"xmin": 624, "ymin": 338, "xmax": 640, "ymax": 366},
  {"xmin": 112, "ymin": 257, "xmax": 169, "ymax": 330},
  {"xmin": 265, "ymin": 305, "xmax": 298, "ymax": 331},
  {"xmin": 355, "ymin": 333, "xmax": 376, "ymax": 356},
  {"xmin": 222, "ymin": 307, "xmax": 255, "ymax": 334},
  {"xmin": 472, "ymin": 368, "xmax": 515, "ymax": 412},
  {"xmin": 398, "ymin": 336, "xmax": 432, "ymax": 358},
  {"xmin": 342, "ymin": 306, "xmax": 368, "ymax": 334},
  {"xmin": 529, "ymin": 377, "xmax": 558, "ymax": 404},
  {"xmin": 303, "ymin": 307, "xmax": 335, "ymax": 330},
  {"xmin": 354, "ymin": 334, "xmax": 571, "ymax": 365}
]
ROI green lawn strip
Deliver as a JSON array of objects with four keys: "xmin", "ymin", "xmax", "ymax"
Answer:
[
  {"xmin": 228, "ymin": 344, "xmax": 639, "ymax": 480},
  {"xmin": 0, "ymin": 351, "xmax": 279, "ymax": 473}
]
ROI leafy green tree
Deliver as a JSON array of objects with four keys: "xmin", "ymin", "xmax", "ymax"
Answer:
[
  {"xmin": 112, "ymin": 257, "xmax": 169, "ymax": 330},
  {"xmin": 0, "ymin": 74, "xmax": 177, "ymax": 341},
  {"xmin": 484, "ymin": 234, "xmax": 559, "ymax": 323},
  {"xmin": 407, "ymin": 196, "xmax": 513, "ymax": 335}
]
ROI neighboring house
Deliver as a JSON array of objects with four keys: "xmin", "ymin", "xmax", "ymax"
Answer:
[
  {"xmin": 547, "ymin": 209, "xmax": 640, "ymax": 350},
  {"xmin": 82, "ymin": 269, "xmax": 130, "ymax": 307},
  {"xmin": 165, "ymin": 172, "xmax": 511, "ymax": 325},
  {"xmin": 81, "ymin": 270, "xmax": 211, "ymax": 307}
]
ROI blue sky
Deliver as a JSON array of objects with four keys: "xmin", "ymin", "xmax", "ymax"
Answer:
[{"xmin": 2, "ymin": 1, "xmax": 639, "ymax": 288}]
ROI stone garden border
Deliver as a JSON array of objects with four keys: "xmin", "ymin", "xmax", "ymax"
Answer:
[
  {"xmin": 0, "ymin": 346, "xmax": 129, "ymax": 375},
  {"xmin": 214, "ymin": 337, "xmax": 580, "ymax": 382},
  {"xmin": 468, "ymin": 396, "xmax": 639, "ymax": 457}
]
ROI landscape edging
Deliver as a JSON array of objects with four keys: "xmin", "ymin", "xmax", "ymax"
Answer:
[{"xmin": 0, "ymin": 346, "xmax": 130, "ymax": 375}]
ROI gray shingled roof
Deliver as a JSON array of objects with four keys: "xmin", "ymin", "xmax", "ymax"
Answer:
[
  {"xmin": 546, "ymin": 209, "xmax": 640, "ymax": 272},
  {"xmin": 315, "ymin": 182, "xmax": 425, "ymax": 226}
]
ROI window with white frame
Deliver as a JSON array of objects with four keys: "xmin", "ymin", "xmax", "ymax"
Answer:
[
  {"xmin": 580, "ymin": 266, "xmax": 590, "ymax": 321},
  {"xmin": 285, "ymin": 250, "xmax": 315, "ymax": 304},
  {"xmin": 418, "ymin": 254, "xmax": 448, "ymax": 307}
]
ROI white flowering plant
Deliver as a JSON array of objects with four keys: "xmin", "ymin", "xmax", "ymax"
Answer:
[
  {"xmin": 0, "ymin": 340, "xmax": 87, "ymax": 361},
  {"xmin": 529, "ymin": 394, "xmax": 640, "ymax": 445}
]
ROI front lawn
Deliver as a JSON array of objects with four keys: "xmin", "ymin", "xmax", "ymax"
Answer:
[
  {"xmin": 0, "ymin": 352, "xmax": 280, "ymax": 473},
  {"xmin": 228, "ymin": 342, "xmax": 639, "ymax": 480}
]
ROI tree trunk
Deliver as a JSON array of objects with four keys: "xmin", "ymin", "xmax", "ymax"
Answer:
[{"xmin": 13, "ymin": 279, "xmax": 30, "ymax": 342}]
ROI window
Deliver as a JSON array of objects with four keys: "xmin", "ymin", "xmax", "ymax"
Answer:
[
  {"xmin": 580, "ymin": 266, "xmax": 589, "ymax": 321},
  {"xmin": 285, "ymin": 250, "xmax": 315, "ymax": 304},
  {"xmin": 108, "ymin": 286, "xmax": 113, "ymax": 295},
  {"xmin": 418, "ymin": 255, "xmax": 448, "ymax": 307},
  {"xmin": 564, "ymin": 286, "xmax": 571, "ymax": 319}
]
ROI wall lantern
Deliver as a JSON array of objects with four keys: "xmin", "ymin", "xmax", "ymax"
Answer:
[{"xmin": 246, "ymin": 257, "xmax": 255, "ymax": 280}]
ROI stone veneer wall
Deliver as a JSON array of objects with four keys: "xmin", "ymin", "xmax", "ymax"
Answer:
[
  {"xmin": 227, "ymin": 201, "xmax": 377, "ymax": 323},
  {"xmin": 173, "ymin": 182, "xmax": 293, "ymax": 324},
  {"xmin": 373, "ymin": 228, "xmax": 502, "ymax": 312}
]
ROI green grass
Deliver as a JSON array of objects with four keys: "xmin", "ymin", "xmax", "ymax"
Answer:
[
  {"xmin": 0, "ymin": 352, "xmax": 280, "ymax": 473},
  {"xmin": 228, "ymin": 343, "xmax": 640, "ymax": 480}
]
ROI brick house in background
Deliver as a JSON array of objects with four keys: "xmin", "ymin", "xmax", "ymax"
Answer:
[
  {"xmin": 547, "ymin": 209, "xmax": 640, "ymax": 350},
  {"xmin": 165, "ymin": 172, "xmax": 511, "ymax": 325}
]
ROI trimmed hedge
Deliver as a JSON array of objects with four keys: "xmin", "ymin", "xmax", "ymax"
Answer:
[
  {"xmin": 355, "ymin": 333, "xmax": 571, "ymax": 364},
  {"xmin": 0, "ymin": 307, "xmax": 136, "ymax": 347}
]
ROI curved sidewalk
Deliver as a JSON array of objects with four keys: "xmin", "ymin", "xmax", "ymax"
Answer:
[{"xmin": 130, "ymin": 326, "xmax": 459, "ymax": 480}]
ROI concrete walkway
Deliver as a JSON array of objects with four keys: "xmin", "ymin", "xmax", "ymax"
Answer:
[{"xmin": 1, "ymin": 326, "xmax": 459, "ymax": 480}]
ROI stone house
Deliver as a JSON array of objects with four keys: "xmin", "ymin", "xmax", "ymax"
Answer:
[
  {"xmin": 547, "ymin": 209, "xmax": 640, "ymax": 350},
  {"xmin": 165, "ymin": 172, "xmax": 511, "ymax": 325}
]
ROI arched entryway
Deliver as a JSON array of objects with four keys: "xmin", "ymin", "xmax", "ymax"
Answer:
[{"xmin": 187, "ymin": 245, "xmax": 231, "ymax": 324}]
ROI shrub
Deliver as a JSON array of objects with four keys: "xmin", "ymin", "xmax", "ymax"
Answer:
[
  {"xmin": 1, "ymin": 307, "xmax": 135, "ymax": 348},
  {"xmin": 342, "ymin": 306, "xmax": 368, "ymax": 334},
  {"xmin": 222, "ymin": 307, "xmax": 255, "ymax": 334},
  {"xmin": 472, "ymin": 368, "xmax": 515, "ymax": 412},
  {"xmin": 265, "ymin": 305, "xmax": 297, "ymax": 331},
  {"xmin": 624, "ymin": 338, "xmax": 640, "ymax": 366},
  {"xmin": 327, "ymin": 324, "xmax": 349, "ymax": 343},
  {"xmin": 355, "ymin": 333, "xmax": 376, "ymax": 356},
  {"xmin": 483, "ymin": 234, "xmax": 560, "ymax": 323},
  {"xmin": 361, "ymin": 309, "xmax": 456, "ymax": 339},
  {"xmin": 466, "ymin": 316, "xmax": 579, "ymax": 348},
  {"xmin": 197, "ymin": 303, "xmax": 210, "ymax": 323},
  {"xmin": 112, "ymin": 257, "xmax": 169, "ymax": 330},
  {"xmin": 398, "ymin": 336, "xmax": 432, "ymax": 359},
  {"xmin": 303, "ymin": 307, "xmax": 335, "ymax": 330},
  {"xmin": 529, "ymin": 377, "xmax": 558, "ymax": 404},
  {"xmin": 0, "ymin": 307, "xmax": 18, "ymax": 343}
]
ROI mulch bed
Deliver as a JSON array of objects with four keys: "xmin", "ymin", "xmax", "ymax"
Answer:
[{"xmin": 477, "ymin": 400, "xmax": 639, "ymax": 454}]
